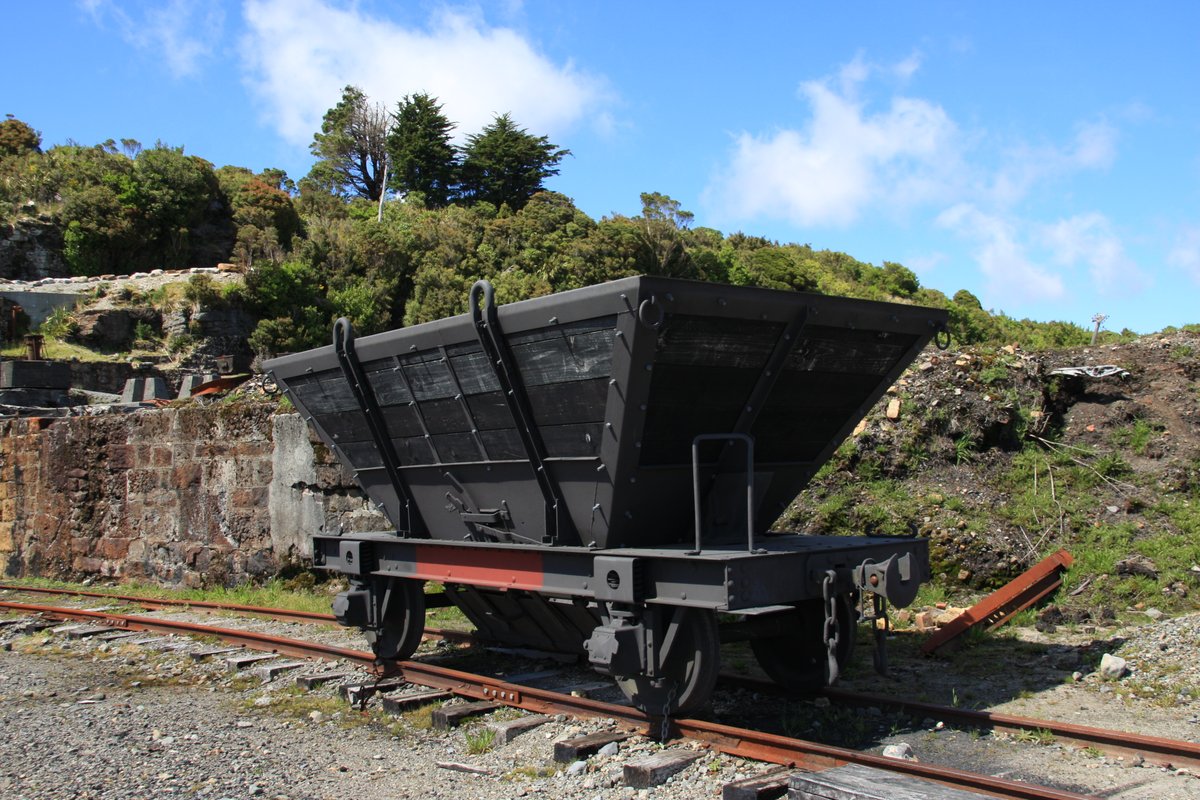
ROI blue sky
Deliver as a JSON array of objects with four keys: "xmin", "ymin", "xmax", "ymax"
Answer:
[{"xmin": 7, "ymin": 1, "xmax": 1200, "ymax": 332}]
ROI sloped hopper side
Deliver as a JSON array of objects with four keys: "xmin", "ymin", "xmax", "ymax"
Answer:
[{"xmin": 265, "ymin": 276, "xmax": 947, "ymax": 550}]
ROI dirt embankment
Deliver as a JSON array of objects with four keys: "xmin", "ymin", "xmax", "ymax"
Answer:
[{"xmin": 787, "ymin": 330, "xmax": 1200, "ymax": 615}]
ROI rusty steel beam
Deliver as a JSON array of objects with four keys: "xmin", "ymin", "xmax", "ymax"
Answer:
[
  {"xmin": 189, "ymin": 374, "xmax": 250, "ymax": 396},
  {"xmin": 1, "ymin": 599, "xmax": 1098, "ymax": 800},
  {"xmin": 922, "ymin": 549, "xmax": 1074, "ymax": 655}
]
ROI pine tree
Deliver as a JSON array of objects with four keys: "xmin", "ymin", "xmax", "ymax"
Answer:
[
  {"xmin": 458, "ymin": 114, "xmax": 568, "ymax": 211},
  {"xmin": 387, "ymin": 93, "xmax": 458, "ymax": 208}
]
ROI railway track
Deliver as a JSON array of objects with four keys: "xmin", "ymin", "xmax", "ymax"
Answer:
[
  {"xmin": 3, "ymin": 584, "xmax": 1197, "ymax": 778},
  {"xmin": 0, "ymin": 582, "xmax": 473, "ymax": 643},
  {"xmin": 0, "ymin": 595, "xmax": 1149, "ymax": 799}
]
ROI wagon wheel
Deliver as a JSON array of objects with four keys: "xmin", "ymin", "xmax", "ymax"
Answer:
[
  {"xmin": 750, "ymin": 595, "xmax": 857, "ymax": 691},
  {"xmin": 366, "ymin": 578, "xmax": 426, "ymax": 662},
  {"xmin": 615, "ymin": 607, "xmax": 720, "ymax": 716}
]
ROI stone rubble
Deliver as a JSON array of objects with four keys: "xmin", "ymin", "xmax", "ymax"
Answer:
[{"xmin": 0, "ymin": 596, "xmax": 1198, "ymax": 799}]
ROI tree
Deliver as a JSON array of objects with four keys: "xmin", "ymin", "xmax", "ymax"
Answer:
[
  {"xmin": 872, "ymin": 261, "xmax": 920, "ymax": 298},
  {"xmin": 308, "ymin": 86, "xmax": 391, "ymax": 201},
  {"xmin": 458, "ymin": 113, "xmax": 568, "ymax": 210},
  {"xmin": 0, "ymin": 115, "xmax": 41, "ymax": 157},
  {"xmin": 636, "ymin": 192, "xmax": 695, "ymax": 277},
  {"xmin": 129, "ymin": 146, "xmax": 219, "ymax": 267},
  {"xmin": 216, "ymin": 166, "xmax": 302, "ymax": 265},
  {"xmin": 387, "ymin": 93, "xmax": 458, "ymax": 207}
]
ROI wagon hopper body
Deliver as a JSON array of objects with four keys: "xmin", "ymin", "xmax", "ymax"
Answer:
[{"xmin": 265, "ymin": 276, "xmax": 949, "ymax": 713}]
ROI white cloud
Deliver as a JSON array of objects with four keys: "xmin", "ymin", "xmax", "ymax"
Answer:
[
  {"xmin": 1168, "ymin": 225, "xmax": 1200, "ymax": 283},
  {"xmin": 989, "ymin": 120, "xmax": 1117, "ymax": 207},
  {"xmin": 1040, "ymin": 212, "xmax": 1147, "ymax": 295},
  {"xmin": 240, "ymin": 0, "xmax": 610, "ymax": 148},
  {"xmin": 892, "ymin": 51, "xmax": 923, "ymax": 81},
  {"xmin": 705, "ymin": 56, "xmax": 960, "ymax": 227},
  {"xmin": 1069, "ymin": 121, "xmax": 1118, "ymax": 169},
  {"xmin": 81, "ymin": 0, "xmax": 223, "ymax": 78},
  {"xmin": 937, "ymin": 203, "xmax": 1065, "ymax": 305}
]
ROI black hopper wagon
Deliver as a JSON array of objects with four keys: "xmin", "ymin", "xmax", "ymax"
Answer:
[{"xmin": 265, "ymin": 277, "xmax": 949, "ymax": 714}]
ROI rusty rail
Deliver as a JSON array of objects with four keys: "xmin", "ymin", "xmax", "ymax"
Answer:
[
  {"xmin": 0, "ymin": 599, "xmax": 1098, "ymax": 800},
  {"xmin": 0, "ymin": 585, "xmax": 474, "ymax": 643},
  {"xmin": 823, "ymin": 687, "xmax": 1200, "ymax": 771},
  {"xmin": 8, "ymin": 583, "xmax": 1185, "ymax": 776},
  {"xmin": 922, "ymin": 549, "xmax": 1074, "ymax": 654},
  {"xmin": 0, "ymin": 583, "xmax": 333, "ymax": 622}
]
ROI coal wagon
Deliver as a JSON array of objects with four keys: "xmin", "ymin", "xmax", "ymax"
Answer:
[{"xmin": 265, "ymin": 276, "xmax": 949, "ymax": 713}]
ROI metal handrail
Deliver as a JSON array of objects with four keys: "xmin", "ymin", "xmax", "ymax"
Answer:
[{"xmin": 690, "ymin": 433, "xmax": 757, "ymax": 555}]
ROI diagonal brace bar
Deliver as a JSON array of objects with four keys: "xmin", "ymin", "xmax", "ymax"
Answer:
[
  {"xmin": 333, "ymin": 317, "xmax": 425, "ymax": 537},
  {"xmin": 469, "ymin": 280, "xmax": 576, "ymax": 545}
]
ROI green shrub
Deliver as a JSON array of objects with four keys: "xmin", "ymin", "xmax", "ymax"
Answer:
[
  {"xmin": 184, "ymin": 274, "xmax": 222, "ymax": 308},
  {"xmin": 167, "ymin": 333, "xmax": 195, "ymax": 354},
  {"xmin": 133, "ymin": 320, "xmax": 156, "ymax": 342},
  {"xmin": 37, "ymin": 307, "xmax": 78, "ymax": 340},
  {"xmin": 1110, "ymin": 419, "xmax": 1162, "ymax": 455},
  {"xmin": 978, "ymin": 364, "xmax": 1008, "ymax": 385}
]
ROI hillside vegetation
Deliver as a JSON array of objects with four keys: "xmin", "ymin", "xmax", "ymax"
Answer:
[
  {"xmin": 787, "ymin": 331, "xmax": 1200, "ymax": 620},
  {"xmin": 1, "ymin": 110, "xmax": 1149, "ymax": 364},
  {"xmin": 3, "ymin": 111, "xmax": 1197, "ymax": 619}
]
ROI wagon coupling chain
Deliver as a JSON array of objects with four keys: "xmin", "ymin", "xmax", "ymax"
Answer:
[
  {"xmin": 822, "ymin": 570, "xmax": 840, "ymax": 685},
  {"xmin": 661, "ymin": 682, "xmax": 677, "ymax": 742}
]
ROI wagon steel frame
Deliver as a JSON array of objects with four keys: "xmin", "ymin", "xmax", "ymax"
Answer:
[{"xmin": 266, "ymin": 275, "xmax": 948, "ymax": 713}]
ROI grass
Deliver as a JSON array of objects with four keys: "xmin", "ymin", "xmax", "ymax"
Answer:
[
  {"xmin": 241, "ymin": 685, "xmax": 363, "ymax": 727},
  {"xmin": 503, "ymin": 764, "xmax": 558, "ymax": 781},
  {"xmin": 1012, "ymin": 728, "xmax": 1056, "ymax": 746},
  {"xmin": 464, "ymin": 725, "xmax": 497, "ymax": 754},
  {"xmin": 0, "ymin": 575, "xmax": 336, "ymax": 615},
  {"xmin": 913, "ymin": 583, "xmax": 950, "ymax": 607},
  {"xmin": 401, "ymin": 702, "xmax": 436, "ymax": 730},
  {"xmin": 426, "ymin": 607, "xmax": 471, "ymax": 630},
  {"xmin": 978, "ymin": 364, "xmax": 1009, "ymax": 385},
  {"xmin": 1110, "ymin": 419, "xmax": 1163, "ymax": 456},
  {"xmin": 954, "ymin": 435, "xmax": 977, "ymax": 464},
  {"xmin": 0, "ymin": 339, "xmax": 150, "ymax": 362}
]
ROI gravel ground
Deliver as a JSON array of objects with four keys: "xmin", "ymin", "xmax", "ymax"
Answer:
[{"xmin": 1, "ymin": 597, "xmax": 1198, "ymax": 800}]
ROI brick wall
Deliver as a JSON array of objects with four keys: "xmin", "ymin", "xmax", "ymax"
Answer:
[{"xmin": 0, "ymin": 404, "xmax": 386, "ymax": 587}]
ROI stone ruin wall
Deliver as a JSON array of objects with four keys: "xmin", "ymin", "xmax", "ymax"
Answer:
[{"xmin": 0, "ymin": 404, "xmax": 387, "ymax": 587}]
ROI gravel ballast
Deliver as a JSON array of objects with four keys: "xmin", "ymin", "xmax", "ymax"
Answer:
[{"xmin": 1, "ymin": 601, "xmax": 1199, "ymax": 799}]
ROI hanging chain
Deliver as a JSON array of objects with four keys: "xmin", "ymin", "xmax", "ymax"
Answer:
[
  {"xmin": 822, "ymin": 570, "xmax": 841, "ymax": 685},
  {"xmin": 660, "ymin": 682, "xmax": 677, "ymax": 743}
]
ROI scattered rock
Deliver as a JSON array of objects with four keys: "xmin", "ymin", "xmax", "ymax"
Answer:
[
  {"xmin": 1099, "ymin": 653, "xmax": 1128, "ymax": 680},
  {"xmin": 883, "ymin": 743, "xmax": 917, "ymax": 761},
  {"xmin": 1116, "ymin": 555, "xmax": 1159, "ymax": 580},
  {"xmin": 914, "ymin": 611, "xmax": 937, "ymax": 631}
]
